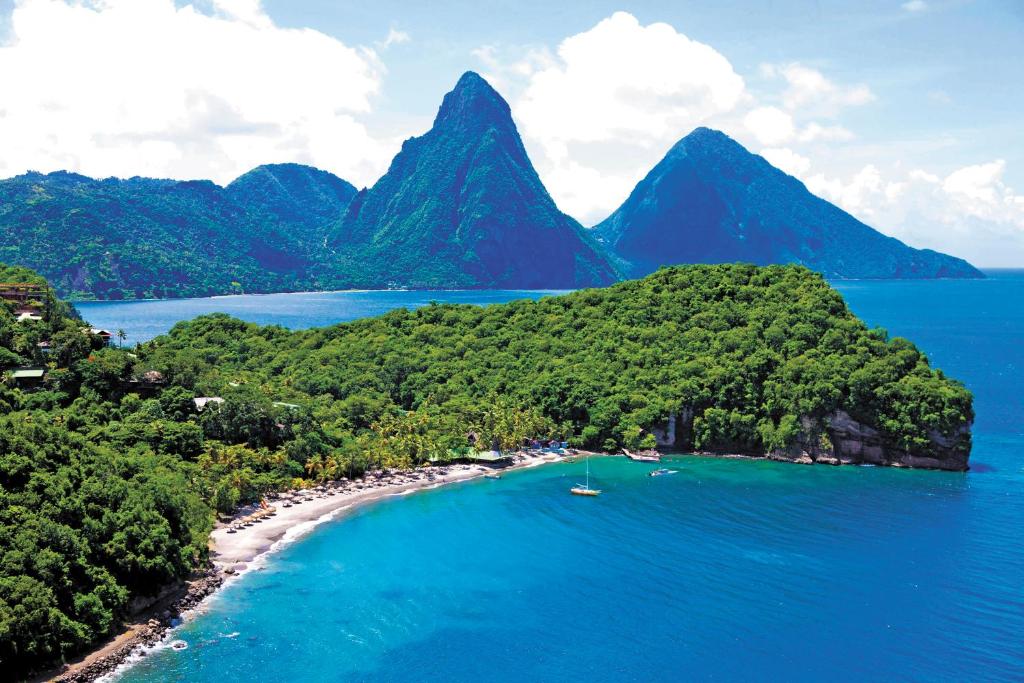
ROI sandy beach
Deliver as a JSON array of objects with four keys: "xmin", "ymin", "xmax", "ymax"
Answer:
[
  {"xmin": 210, "ymin": 450, "xmax": 568, "ymax": 571},
  {"xmin": 43, "ymin": 450, "xmax": 572, "ymax": 682}
]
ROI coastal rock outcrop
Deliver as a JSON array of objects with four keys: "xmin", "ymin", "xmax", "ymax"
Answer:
[
  {"xmin": 766, "ymin": 410, "xmax": 971, "ymax": 471},
  {"xmin": 648, "ymin": 408, "xmax": 971, "ymax": 471}
]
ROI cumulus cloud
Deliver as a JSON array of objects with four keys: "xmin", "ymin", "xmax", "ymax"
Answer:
[
  {"xmin": 943, "ymin": 160, "xmax": 1007, "ymax": 202},
  {"xmin": 489, "ymin": 11, "xmax": 746, "ymax": 221},
  {"xmin": 0, "ymin": 0, "xmax": 394, "ymax": 186},
  {"xmin": 798, "ymin": 159, "xmax": 1024, "ymax": 266},
  {"xmin": 797, "ymin": 122, "xmax": 854, "ymax": 143},
  {"xmin": 744, "ymin": 107, "xmax": 795, "ymax": 146},
  {"xmin": 760, "ymin": 147, "xmax": 811, "ymax": 177},
  {"xmin": 516, "ymin": 12, "xmax": 745, "ymax": 159}
]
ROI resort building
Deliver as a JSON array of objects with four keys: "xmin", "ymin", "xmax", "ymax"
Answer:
[
  {"xmin": 193, "ymin": 396, "xmax": 225, "ymax": 411},
  {"xmin": 16, "ymin": 310, "xmax": 43, "ymax": 323},
  {"xmin": 82, "ymin": 328, "xmax": 114, "ymax": 346},
  {"xmin": 9, "ymin": 367, "xmax": 45, "ymax": 389},
  {"xmin": 0, "ymin": 282, "xmax": 47, "ymax": 307}
]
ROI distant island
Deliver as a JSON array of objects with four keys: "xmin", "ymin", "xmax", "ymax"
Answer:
[
  {"xmin": 0, "ymin": 72, "xmax": 982, "ymax": 301},
  {"xmin": 0, "ymin": 260, "xmax": 972, "ymax": 676}
]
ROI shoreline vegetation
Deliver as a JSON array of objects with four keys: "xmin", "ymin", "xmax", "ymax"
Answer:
[
  {"xmin": 43, "ymin": 451, "xmax": 570, "ymax": 682},
  {"xmin": 43, "ymin": 442, "xmax": 949, "ymax": 683},
  {"xmin": 1, "ymin": 262, "xmax": 974, "ymax": 681}
]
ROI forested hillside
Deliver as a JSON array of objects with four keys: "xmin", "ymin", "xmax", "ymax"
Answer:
[
  {"xmin": 323, "ymin": 71, "xmax": 618, "ymax": 289},
  {"xmin": 0, "ymin": 262, "xmax": 973, "ymax": 676},
  {"xmin": 0, "ymin": 76, "xmax": 982, "ymax": 300},
  {"xmin": 0, "ymin": 164, "xmax": 356, "ymax": 300},
  {"xmin": 593, "ymin": 128, "xmax": 982, "ymax": 279}
]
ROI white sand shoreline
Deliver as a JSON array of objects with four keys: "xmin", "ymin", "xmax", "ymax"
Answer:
[
  {"xmin": 210, "ymin": 450, "xmax": 571, "ymax": 573},
  {"xmin": 82, "ymin": 451, "xmax": 574, "ymax": 683}
]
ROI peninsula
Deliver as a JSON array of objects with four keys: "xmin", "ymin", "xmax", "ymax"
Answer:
[{"xmin": 0, "ymin": 261, "xmax": 972, "ymax": 678}]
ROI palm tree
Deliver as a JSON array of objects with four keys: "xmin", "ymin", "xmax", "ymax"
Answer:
[
  {"xmin": 305, "ymin": 454, "xmax": 325, "ymax": 481},
  {"xmin": 116, "ymin": 328, "xmax": 127, "ymax": 348},
  {"xmin": 323, "ymin": 454, "xmax": 339, "ymax": 480}
]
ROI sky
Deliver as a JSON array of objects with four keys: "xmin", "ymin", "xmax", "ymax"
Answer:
[{"xmin": 0, "ymin": 1, "xmax": 1021, "ymax": 266}]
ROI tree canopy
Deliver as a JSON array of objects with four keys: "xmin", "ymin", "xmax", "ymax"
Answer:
[{"xmin": 0, "ymin": 262, "xmax": 973, "ymax": 676}]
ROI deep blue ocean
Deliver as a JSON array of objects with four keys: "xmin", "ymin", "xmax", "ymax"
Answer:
[{"xmin": 101, "ymin": 272, "xmax": 1023, "ymax": 682}]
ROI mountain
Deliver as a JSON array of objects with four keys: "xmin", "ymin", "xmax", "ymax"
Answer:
[
  {"xmin": 226, "ymin": 163, "xmax": 356, "ymax": 237},
  {"xmin": 593, "ymin": 128, "xmax": 983, "ymax": 279},
  {"xmin": 0, "ymin": 165, "xmax": 355, "ymax": 299},
  {"xmin": 324, "ymin": 71, "xmax": 619, "ymax": 289}
]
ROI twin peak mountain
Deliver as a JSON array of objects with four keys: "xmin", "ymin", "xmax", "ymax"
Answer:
[{"xmin": 0, "ymin": 71, "xmax": 981, "ymax": 299}]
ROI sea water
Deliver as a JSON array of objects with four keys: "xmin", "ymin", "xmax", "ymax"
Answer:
[
  {"xmin": 111, "ymin": 272, "xmax": 1023, "ymax": 682},
  {"xmin": 75, "ymin": 289, "xmax": 568, "ymax": 344}
]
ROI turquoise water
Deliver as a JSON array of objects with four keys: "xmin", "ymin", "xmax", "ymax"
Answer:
[
  {"xmin": 114, "ymin": 272, "xmax": 1023, "ymax": 682},
  {"xmin": 75, "ymin": 290, "xmax": 568, "ymax": 344}
]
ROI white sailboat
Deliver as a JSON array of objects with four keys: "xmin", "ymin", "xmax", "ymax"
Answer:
[{"xmin": 570, "ymin": 455, "xmax": 601, "ymax": 496}]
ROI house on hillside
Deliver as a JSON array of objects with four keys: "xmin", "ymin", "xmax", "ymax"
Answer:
[
  {"xmin": 125, "ymin": 370, "xmax": 166, "ymax": 396},
  {"xmin": 0, "ymin": 282, "xmax": 47, "ymax": 307},
  {"xmin": 9, "ymin": 367, "xmax": 45, "ymax": 389},
  {"xmin": 16, "ymin": 310, "xmax": 43, "ymax": 323},
  {"xmin": 193, "ymin": 396, "xmax": 225, "ymax": 411},
  {"xmin": 81, "ymin": 328, "xmax": 114, "ymax": 346}
]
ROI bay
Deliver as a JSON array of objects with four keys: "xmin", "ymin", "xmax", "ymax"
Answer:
[
  {"xmin": 110, "ymin": 271, "xmax": 1023, "ymax": 682},
  {"xmin": 75, "ymin": 289, "xmax": 569, "ymax": 345}
]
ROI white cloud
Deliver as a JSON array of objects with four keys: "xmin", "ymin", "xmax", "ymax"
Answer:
[
  {"xmin": 807, "ymin": 165, "xmax": 887, "ymax": 215},
  {"xmin": 802, "ymin": 160, "xmax": 1024, "ymax": 266},
  {"xmin": 0, "ymin": 0, "xmax": 394, "ymax": 186},
  {"xmin": 212, "ymin": 0, "xmax": 271, "ymax": 27},
  {"xmin": 902, "ymin": 1, "xmax": 928, "ymax": 12},
  {"xmin": 517, "ymin": 12, "xmax": 745, "ymax": 156},
  {"xmin": 495, "ymin": 11, "xmax": 746, "ymax": 222},
  {"xmin": 379, "ymin": 27, "xmax": 411, "ymax": 49},
  {"xmin": 797, "ymin": 122, "xmax": 854, "ymax": 143},
  {"xmin": 744, "ymin": 106, "xmax": 795, "ymax": 145},
  {"xmin": 760, "ymin": 147, "xmax": 811, "ymax": 177},
  {"xmin": 943, "ymin": 160, "xmax": 1006, "ymax": 202},
  {"xmin": 762, "ymin": 63, "xmax": 874, "ymax": 114}
]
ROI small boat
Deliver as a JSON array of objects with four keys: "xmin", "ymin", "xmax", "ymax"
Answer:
[
  {"xmin": 484, "ymin": 474, "xmax": 501, "ymax": 480},
  {"xmin": 570, "ymin": 455, "xmax": 601, "ymax": 496},
  {"xmin": 649, "ymin": 468, "xmax": 678, "ymax": 477}
]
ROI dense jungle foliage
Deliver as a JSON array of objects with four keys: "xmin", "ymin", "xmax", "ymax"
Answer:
[
  {"xmin": 0, "ymin": 262, "xmax": 972, "ymax": 676},
  {"xmin": 0, "ymin": 164, "xmax": 356, "ymax": 300}
]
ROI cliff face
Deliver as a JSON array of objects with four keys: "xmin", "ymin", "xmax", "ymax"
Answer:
[
  {"xmin": 650, "ymin": 408, "xmax": 971, "ymax": 471},
  {"xmin": 767, "ymin": 410, "xmax": 971, "ymax": 471}
]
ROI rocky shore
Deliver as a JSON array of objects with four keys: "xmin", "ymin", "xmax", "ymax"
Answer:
[{"xmin": 39, "ymin": 565, "xmax": 224, "ymax": 682}]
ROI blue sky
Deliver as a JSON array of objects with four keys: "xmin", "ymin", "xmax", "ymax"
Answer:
[{"xmin": 0, "ymin": 0, "xmax": 1021, "ymax": 265}]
